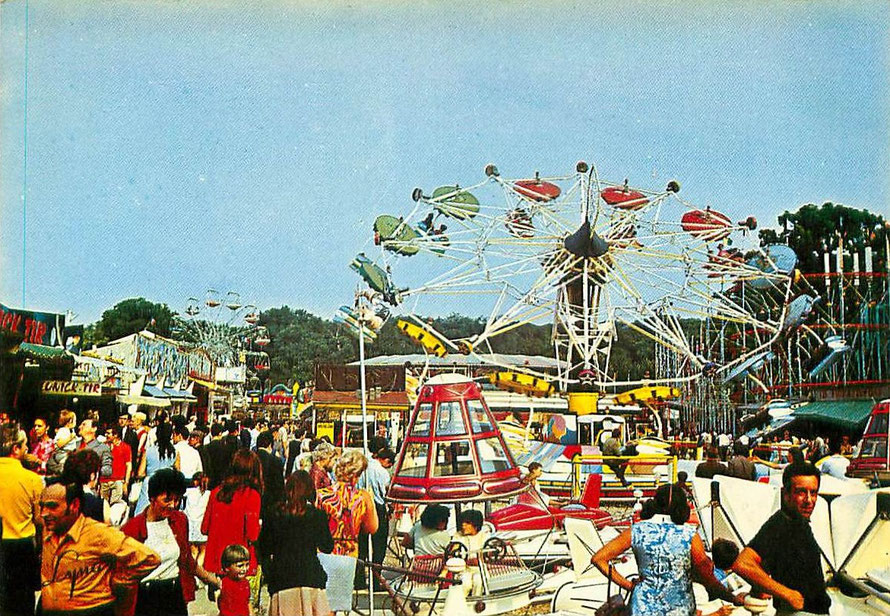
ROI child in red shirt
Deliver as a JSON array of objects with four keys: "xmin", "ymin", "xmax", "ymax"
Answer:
[{"xmin": 218, "ymin": 544, "xmax": 252, "ymax": 616}]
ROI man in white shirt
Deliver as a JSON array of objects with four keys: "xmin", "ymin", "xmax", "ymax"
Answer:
[{"xmin": 172, "ymin": 426, "xmax": 203, "ymax": 480}]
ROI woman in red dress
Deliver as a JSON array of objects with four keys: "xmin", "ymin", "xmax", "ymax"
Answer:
[{"xmin": 201, "ymin": 449, "xmax": 264, "ymax": 576}]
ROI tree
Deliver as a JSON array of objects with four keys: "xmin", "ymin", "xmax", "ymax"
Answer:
[
  {"xmin": 260, "ymin": 306, "xmax": 353, "ymax": 386},
  {"xmin": 758, "ymin": 202, "xmax": 887, "ymax": 274},
  {"xmin": 86, "ymin": 298, "xmax": 176, "ymax": 346}
]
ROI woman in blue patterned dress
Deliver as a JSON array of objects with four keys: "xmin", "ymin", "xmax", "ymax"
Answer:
[{"xmin": 592, "ymin": 483, "xmax": 741, "ymax": 615}]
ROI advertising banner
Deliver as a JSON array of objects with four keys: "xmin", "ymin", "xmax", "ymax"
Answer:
[
  {"xmin": 0, "ymin": 302, "xmax": 65, "ymax": 346},
  {"xmin": 63, "ymin": 325, "xmax": 84, "ymax": 354},
  {"xmin": 42, "ymin": 380, "xmax": 102, "ymax": 396},
  {"xmin": 316, "ymin": 421, "xmax": 334, "ymax": 442}
]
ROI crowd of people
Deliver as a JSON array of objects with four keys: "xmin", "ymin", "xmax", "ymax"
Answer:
[
  {"xmin": 692, "ymin": 428, "xmax": 857, "ymax": 482},
  {"xmin": 0, "ymin": 405, "xmax": 863, "ymax": 616},
  {"xmin": 0, "ymin": 409, "xmax": 396, "ymax": 616}
]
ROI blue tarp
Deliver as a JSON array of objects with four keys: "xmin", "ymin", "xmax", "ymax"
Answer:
[
  {"xmin": 163, "ymin": 387, "xmax": 197, "ymax": 401},
  {"xmin": 143, "ymin": 384, "xmax": 170, "ymax": 398}
]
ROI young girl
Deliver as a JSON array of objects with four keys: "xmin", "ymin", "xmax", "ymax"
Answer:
[
  {"xmin": 46, "ymin": 410, "xmax": 78, "ymax": 476},
  {"xmin": 453, "ymin": 509, "xmax": 488, "ymax": 553},
  {"xmin": 218, "ymin": 544, "xmax": 252, "ymax": 616},
  {"xmin": 453, "ymin": 509, "xmax": 488, "ymax": 596},
  {"xmin": 54, "ymin": 410, "xmax": 78, "ymax": 452}
]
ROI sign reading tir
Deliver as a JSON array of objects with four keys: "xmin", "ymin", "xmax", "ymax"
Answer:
[
  {"xmin": 42, "ymin": 381, "xmax": 102, "ymax": 396},
  {"xmin": 0, "ymin": 303, "xmax": 65, "ymax": 346}
]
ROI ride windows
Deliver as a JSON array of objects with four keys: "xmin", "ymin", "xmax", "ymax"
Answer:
[
  {"xmin": 860, "ymin": 414, "xmax": 888, "ymax": 458},
  {"xmin": 859, "ymin": 437, "xmax": 888, "ymax": 459},
  {"xmin": 436, "ymin": 401, "xmax": 467, "ymax": 436},
  {"xmin": 397, "ymin": 443, "xmax": 429, "ymax": 477},
  {"xmin": 432, "ymin": 441, "xmax": 475, "ymax": 476},
  {"xmin": 467, "ymin": 399, "xmax": 494, "ymax": 433},
  {"xmin": 411, "ymin": 403, "xmax": 433, "ymax": 437},
  {"xmin": 865, "ymin": 413, "xmax": 888, "ymax": 437},
  {"xmin": 476, "ymin": 436, "xmax": 511, "ymax": 473}
]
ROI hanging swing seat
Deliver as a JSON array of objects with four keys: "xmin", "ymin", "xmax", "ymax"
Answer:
[
  {"xmin": 432, "ymin": 185, "xmax": 480, "ymax": 219},
  {"xmin": 374, "ymin": 215, "xmax": 421, "ymax": 256},
  {"xmin": 613, "ymin": 385, "xmax": 680, "ymax": 405},
  {"xmin": 489, "ymin": 371, "xmax": 555, "ymax": 398},
  {"xmin": 681, "ymin": 208, "xmax": 733, "ymax": 241},
  {"xmin": 397, "ymin": 317, "xmax": 450, "ymax": 358},
  {"xmin": 601, "ymin": 186, "xmax": 648, "ymax": 210},
  {"xmin": 514, "ymin": 179, "xmax": 561, "ymax": 202}
]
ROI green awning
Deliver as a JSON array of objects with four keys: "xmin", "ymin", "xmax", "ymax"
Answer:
[
  {"xmin": 793, "ymin": 399, "xmax": 876, "ymax": 429},
  {"xmin": 14, "ymin": 342, "xmax": 74, "ymax": 366}
]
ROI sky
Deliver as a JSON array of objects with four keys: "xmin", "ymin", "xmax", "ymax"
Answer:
[{"xmin": 1, "ymin": 0, "xmax": 888, "ymax": 326}]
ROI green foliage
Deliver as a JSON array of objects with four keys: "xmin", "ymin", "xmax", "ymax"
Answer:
[
  {"xmin": 86, "ymin": 298, "xmax": 176, "ymax": 346},
  {"xmin": 608, "ymin": 325, "xmax": 657, "ymax": 381},
  {"xmin": 260, "ymin": 306, "xmax": 353, "ymax": 386},
  {"xmin": 758, "ymin": 202, "xmax": 887, "ymax": 273}
]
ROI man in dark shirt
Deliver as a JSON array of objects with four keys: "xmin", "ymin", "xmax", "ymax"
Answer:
[
  {"xmin": 285, "ymin": 430, "xmax": 303, "ymax": 477},
  {"xmin": 203, "ymin": 423, "xmax": 237, "ymax": 489},
  {"xmin": 239, "ymin": 418, "xmax": 254, "ymax": 450},
  {"xmin": 695, "ymin": 447, "xmax": 729, "ymax": 479},
  {"xmin": 255, "ymin": 430, "xmax": 284, "ymax": 519},
  {"xmin": 735, "ymin": 462, "xmax": 830, "ymax": 614},
  {"xmin": 726, "ymin": 441, "xmax": 755, "ymax": 480}
]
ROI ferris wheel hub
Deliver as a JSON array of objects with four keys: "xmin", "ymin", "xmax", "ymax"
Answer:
[{"xmin": 564, "ymin": 220, "xmax": 610, "ymax": 258}]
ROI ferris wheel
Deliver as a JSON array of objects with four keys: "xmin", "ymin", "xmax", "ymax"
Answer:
[
  {"xmin": 349, "ymin": 160, "xmax": 819, "ymax": 399},
  {"xmin": 175, "ymin": 289, "xmax": 269, "ymax": 371}
]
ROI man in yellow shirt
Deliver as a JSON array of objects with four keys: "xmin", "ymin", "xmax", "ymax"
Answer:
[
  {"xmin": 39, "ymin": 481, "xmax": 159, "ymax": 616},
  {"xmin": 0, "ymin": 422, "xmax": 44, "ymax": 616}
]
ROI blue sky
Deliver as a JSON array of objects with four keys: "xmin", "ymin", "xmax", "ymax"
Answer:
[{"xmin": 1, "ymin": 0, "xmax": 888, "ymax": 325}]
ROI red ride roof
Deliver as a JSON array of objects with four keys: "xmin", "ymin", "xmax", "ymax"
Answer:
[{"xmin": 387, "ymin": 374, "xmax": 526, "ymax": 504}]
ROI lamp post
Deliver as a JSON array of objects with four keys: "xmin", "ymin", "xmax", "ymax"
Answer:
[{"xmin": 354, "ymin": 292, "xmax": 375, "ymax": 616}]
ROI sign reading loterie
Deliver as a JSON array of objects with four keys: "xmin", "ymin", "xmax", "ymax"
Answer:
[{"xmin": 41, "ymin": 380, "xmax": 102, "ymax": 396}]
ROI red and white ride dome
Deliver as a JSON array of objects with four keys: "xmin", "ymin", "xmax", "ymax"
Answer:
[{"xmin": 388, "ymin": 373, "xmax": 527, "ymax": 503}]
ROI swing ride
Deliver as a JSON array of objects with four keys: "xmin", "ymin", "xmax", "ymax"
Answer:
[{"xmin": 345, "ymin": 160, "xmax": 847, "ymax": 410}]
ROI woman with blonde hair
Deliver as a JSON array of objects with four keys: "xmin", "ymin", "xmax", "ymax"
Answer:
[
  {"xmin": 316, "ymin": 449, "xmax": 378, "ymax": 556},
  {"xmin": 315, "ymin": 449, "xmax": 378, "ymax": 612}
]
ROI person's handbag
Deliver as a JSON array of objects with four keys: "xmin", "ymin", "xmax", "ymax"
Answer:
[
  {"xmin": 594, "ymin": 563, "xmax": 635, "ymax": 616},
  {"xmin": 128, "ymin": 479, "xmax": 143, "ymax": 505}
]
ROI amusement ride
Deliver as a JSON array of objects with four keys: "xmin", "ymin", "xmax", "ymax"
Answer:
[
  {"xmin": 174, "ymin": 289, "xmax": 271, "ymax": 402},
  {"xmin": 344, "ymin": 160, "xmax": 862, "ymax": 417},
  {"xmin": 335, "ymin": 161, "xmax": 890, "ymax": 615}
]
